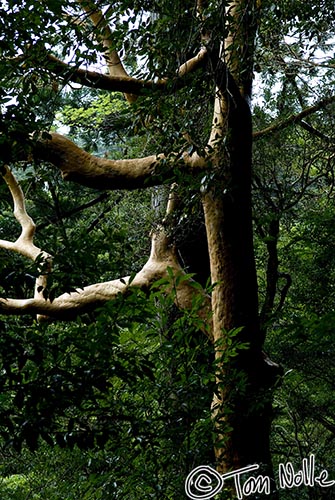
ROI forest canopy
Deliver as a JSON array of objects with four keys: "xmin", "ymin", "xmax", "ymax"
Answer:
[{"xmin": 0, "ymin": 1, "xmax": 335, "ymax": 498}]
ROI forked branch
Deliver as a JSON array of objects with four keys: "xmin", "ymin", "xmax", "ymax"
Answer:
[
  {"xmin": 0, "ymin": 174, "xmax": 211, "ymax": 336},
  {"xmin": 0, "ymin": 228, "xmax": 211, "ymax": 334},
  {"xmin": 77, "ymin": 0, "xmax": 137, "ymax": 103}
]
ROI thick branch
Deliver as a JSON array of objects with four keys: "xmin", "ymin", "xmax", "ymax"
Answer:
[
  {"xmin": 176, "ymin": 47, "xmax": 208, "ymax": 78},
  {"xmin": 0, "ymin": 167, "xmax": 40, "ymax": 259},
  {"xmin": 35, "ymin": 133, "xmax": 206, "ymax": 189},
  {"xmin": 45, "ymin": 53, "xmax": 163, "ymax": 94},
  {"xmin": 0, "ymin": 174, "xmax": 211, "ymax": 335},
  {"xmin": 0, "ymin": 229, "xmax": 212, "ymax": 338},
  {"xmin": 253, "ymin": 95, "xmax": 335, "ymax": 139},
  {"xmin": 77, "ymin": 0, "xmax": 128, "ymax": 78},
  {"xmin": 21, "ymin": 48, "xmax": 207, "ymax": 95},
  {"xmin": 0, "ymin": 166, "xmax": 52, "ymax": 304},
  {"xmin": 76, "ymin": 0, "xmax": 136, "ymax": 103}
]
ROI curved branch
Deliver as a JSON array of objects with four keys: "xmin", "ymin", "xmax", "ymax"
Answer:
[
  {"xmin": 253, "ymin": 95, "xmax": 335, "ymax": 139},
  {"xmin": 17, "ymin": 46, "xmax": 207, "ymax": 96},
  {"xmin": 77, "ymin": 0, "xmax": 128, "ymax": 77},
  {"xmin": 176, "ymin": 47, "xmax": 208, "ymax": 78},
  {"xmin": 0, "ymin": 174, "xmax": 211, "ymax": 335},
  {"xmin": 0, "ymin": 166, "xmax": 52, "ymax": 307},
  {"xmin": 34, "ymin": 133, "xmax": 207, "ymax": 189},
  {"xmin": 76, "ymin": 0, "xmax": 137, "ymax": 103},
  {"xmin": 10, "ymin": 41, "xmax": 208, "ymax": 98},
  {"xmin": 0, "ymin": 228, "xmax": 212, "ymax": 338},
  {"xmin": 0, "ymin": 166, "xmax": 50, "ymax": 263},
  {"xmin": 46, "ymin": 53, "xmax": 164, "ymax": 94},
  {"xmin": 77, "ymin": 0, "xmax": 209, "ymax": 92}
]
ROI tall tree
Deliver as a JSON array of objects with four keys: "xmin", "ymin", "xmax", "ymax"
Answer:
[{"xmin": 0, "ymin": 0, "xmax": 334, "ymax": 495}]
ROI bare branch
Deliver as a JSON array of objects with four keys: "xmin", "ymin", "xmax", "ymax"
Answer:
[
  {"xmin": 0, "ymin": 221, "xmax": 212, "ymax": 337},
  {"xmin": 34, "ymin": 133, "xmax": 207, "ymax": 189},
  {"xmin": 0, "ymin": 169, "xmax": 211, "ymax": 336},
  {"xmin": 0, "ymin": 166, "xmax": 48, "ymax": 262},
  {"xmin": 77, "ymin": 0, "xmax": 128, "ymax": 77},
  {"xmin": 47, "ymin": 52, "xmax": 208, "ymax": 94},
  {"xmin": 253, "ymin": 95, "xmax": 335, "ymax": 139},
  {"xmin": 0, "ymin": 166, "xmax": 52, "ymax": 305},
  {"xmin": 45, "ymin": 53, "xmax": 163, "ymax": 94},
  {"xmin": 299, "ymin": 120, "xmax": 334, "ymax": 143},
  {"xmin": 76, "ymin": 0, "xmax": 137, "ymax": 103},
  {"xmin": 176, "ymin": 47, "xmax": 208, "ymax": 78},
  {"xmin": 11, "ymin": 45, "xmax": 207, "ymax": 96}
]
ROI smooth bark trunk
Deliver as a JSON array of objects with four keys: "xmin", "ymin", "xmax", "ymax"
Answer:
[{"xmin": 202, "ymin": 78, "xmax": 280, "ymax": 497}]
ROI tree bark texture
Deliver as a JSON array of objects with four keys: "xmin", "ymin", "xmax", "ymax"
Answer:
[{"xmin": 201, "ymin": 83, "xmax": 280, "ymax": 483}]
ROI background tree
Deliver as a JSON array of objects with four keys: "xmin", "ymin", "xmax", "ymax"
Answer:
[{"xmin": 0, "ymin": 0, "xmax": 335, "ymax": 498}]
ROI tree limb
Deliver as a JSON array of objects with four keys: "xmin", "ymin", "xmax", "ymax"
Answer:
[
  {"xmin": 76, "ymin": 0, "xmax": 137, "ymax": 103},
  {"xmin": 176, "ymin": 46, "xmax": 208, "ymax": 78},
  {"xmin": 77, "ymin": 0, "xmax": 128, "ymax": 78},
  {"xmin": 0, "ymin": 224, "xmax": 212, "ymax": 337},
  {"xmin": 17, "ymin": 45, "xmax": 207, "ymax": 96},
  {"xmin": 0, "ymin": 166, "xmax": 52, "ymax": 305},
  {"xmin": 253, "ymin": 95, "xmax": 335, "ymax": 139},
  {"xmin": 45, "ymin": 53, "xmax": 164, "ymax": 94},
  {"xmin": 34, "ymin": 132, "xmax": 207, "ymax": 189},
  {"xmin": 0, "ymin": 172, "xmax": 212, "ymax": 336},
  {"xmin": 299, "ymin": 120, "xmax": 334, "ymax": 143}
]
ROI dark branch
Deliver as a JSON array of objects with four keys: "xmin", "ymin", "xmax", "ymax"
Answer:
[
  {"xmin": 36, "ymin": 192, "xmax": 110, "ymax": 230},
  {"xmin": 275, "ymin": 273, "xmax": 292, "ymax": 315},
  {"xmin": 260, "ymin": 217, "xmax": 280, "ymax": 335},
  {"xmin": 253, "ymin": 96, "xmax": 335, "ymax": 139},
  {"xmin": 299, "ymin": 120, "xmax": 334, "ymax": 143}
]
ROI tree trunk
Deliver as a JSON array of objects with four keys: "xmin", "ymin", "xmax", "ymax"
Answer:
[{"xmin": 202, "ymin": 67, "xmax": 280, "ymax": 497}]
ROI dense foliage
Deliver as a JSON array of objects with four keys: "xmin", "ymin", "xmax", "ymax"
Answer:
[{"xmin": 1, "ymin": 0, "xmax": 335, "ymax": 498}]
